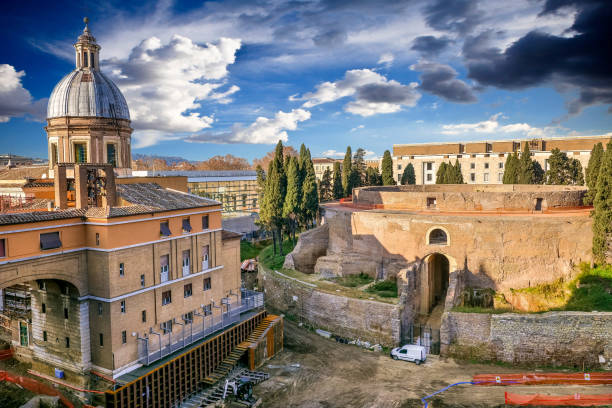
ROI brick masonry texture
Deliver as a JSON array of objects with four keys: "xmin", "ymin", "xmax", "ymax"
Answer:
[
  {"xmin": 260, "ymin": 266, "xmax": 400, "ymax": 346},
  {"xmin": 441, "ymin": 311, "xmax": 612, "ymax": 368}
]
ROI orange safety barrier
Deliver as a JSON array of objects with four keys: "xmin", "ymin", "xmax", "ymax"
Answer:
[
  {"xmin": 474, "ymin": 373, "xmax": 612, "ymax": 386},
  {"xmin": 505, "ymin": 392, "xmax": 612, "ymax": 406},
  {"xmin": 0, "ymin": 370, "xmax": 74, "ymax": 408},
  {"xmin": 0, "ymin": 347, "xmax": 13, "ymax": 360}
]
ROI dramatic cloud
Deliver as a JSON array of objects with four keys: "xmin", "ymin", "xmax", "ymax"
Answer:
[
  {"xmin": 410, "ymin": 61, "xmax": 477, "ymax": 103},
  {"xmin": 463, "ymin": 0, "xmax": 612, "ymax": 114},
  {"xmin": 377, "ymin": 52, "xmax": 394, "ymax": 67},
  {"xmin": 295, "ymin": 69, "xmax": 420, "ymax": 116},
  {"xmin": 107, "ymin": 35, "xmax": 241, "ymax": 146},
  {"xmin": 0, "ymin": 64, "xmax": 46, "ymax": 123},
  {"xmin": 186, "ymin": 109, "xmax": 311, "ymax": 144},
  {"xmin": 411, "ymin": 36, "xmax": 452, "ymax": 56},
  {"xmin": 423, "ymin": 0, "xmax": 482, "ymax": 34},
  {"xmin": 441, "ymin": 113, "xmax": 544, "ymax": 136}
]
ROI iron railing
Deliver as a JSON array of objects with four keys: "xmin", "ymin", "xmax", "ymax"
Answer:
[
  {"xmin": 137, "ymin": 290, "xmax": 264, "ymax": 366},
  {"xmin": 405, "ymin": 323, "xmax": 440, "ymax": 355}
]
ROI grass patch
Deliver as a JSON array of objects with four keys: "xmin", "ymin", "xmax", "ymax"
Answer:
[
  {"xmin": 452, "ymin": 306, "xmax": 513, "ymax": 314},
  {"xmin": 240, "ymin": 239, "xmax": 270, "ymax": 261},
  {"xmin": 328, "ymin": 272, "xmax": 373, "ymax": 287},
  {"xmin": 259, "ymin": 239, "xmax": 297, "ymax": 270},
  {"xmin": 563, "ymin": 264, "xmax": 612, "ymax": 311},
  {"xmin": 366, "ymin": 280, "xmax": 398, "ymax": 298}
]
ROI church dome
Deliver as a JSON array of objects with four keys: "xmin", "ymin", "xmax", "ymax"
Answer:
[
  {"xmin": 46, "ymin": 18, "xmax": 130, "ymax": 120},
  {"xmin": 47, "ymin": 70, "xmax": 130, "ymax": 120}
]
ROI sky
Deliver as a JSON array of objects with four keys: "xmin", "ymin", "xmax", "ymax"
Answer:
[{"xmin": 1, "ymin": 0, "xmax": 611, "ymax": 162}]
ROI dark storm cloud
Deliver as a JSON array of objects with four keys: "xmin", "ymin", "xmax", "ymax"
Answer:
[
  {"xmin": 423, "ymin": 0, "xmax": 481, "ymax": 34},
  {"xmin": 411, "ymin": 61, "xmax": 477, "ymax": 103},
  {"xmin": 313, "ymin": 29, "xmax": 348, "ymax": 47},
  {"xmin": 356, "ymin": 82, "xmax": 419, "ymax": 104},
  {"xmin": 411, "ymin": 35, "xmax": 452, "ymax": 56},
  {"xmin": 463, "ymin": 0, "xmax": 612, "ymax": 114}
]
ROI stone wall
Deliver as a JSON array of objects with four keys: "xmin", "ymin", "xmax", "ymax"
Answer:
[
  {"xmin": 259, "ymin": 266, "xmax": 400, "ymax": 346},
  {"xmin": 283, "ymin": 224, "xmax": 329, "ymax": 274},
  {"xmin": 441, "ymin": 311, "xmax": 612, "ymax": 368}
]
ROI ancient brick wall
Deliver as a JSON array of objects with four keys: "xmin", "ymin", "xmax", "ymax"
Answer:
[
  {"xmin": 259, "ymin": 266, "xmax": 401, "ymax": 346},
  {"xmin": 441, "ymin": 311, "xmax": 612, "ymax": 368}
]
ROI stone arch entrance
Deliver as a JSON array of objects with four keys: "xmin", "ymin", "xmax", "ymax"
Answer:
[{"xmin": 420, "ymin": 252, "xmax": 452, "ymax": 315}]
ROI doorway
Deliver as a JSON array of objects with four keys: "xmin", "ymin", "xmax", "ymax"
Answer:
[{"xmin": 420, "ymin": 253, "xmax": 450, "ymax": 316}]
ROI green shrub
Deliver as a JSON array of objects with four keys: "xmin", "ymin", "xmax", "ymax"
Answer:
[
  {"xmin": 328, "ymin": 272, "xmax": 373, "ymax": 287},
  {"xmin": 366, "ymin": 280, "xmax": 398, "ymax": 297}
]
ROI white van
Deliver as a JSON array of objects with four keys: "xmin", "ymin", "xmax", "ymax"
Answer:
[{"xmin": 390, "ymin": 344, "xmax": 426, "ymax": 365}]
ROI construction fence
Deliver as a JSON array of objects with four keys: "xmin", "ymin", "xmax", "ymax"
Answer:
[
  {"xmin": 0, "ymin": 369, "xmax": 75, "ymax": 408},
  {"xmin": 505, "ymin": 392, "xmax": 612, "ymax": 406}
]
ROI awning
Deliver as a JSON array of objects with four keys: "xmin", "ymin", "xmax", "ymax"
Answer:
[{"xmin": 40, "ymin": 232, "xmax": 62, "ymax": 250}]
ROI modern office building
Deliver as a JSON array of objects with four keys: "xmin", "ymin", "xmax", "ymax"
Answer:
[
  {"xmin": 392, "ymin": 136, "xmax": 611, "ymax": 185},
  {"xmin": 0, "ymin": 22, "xmax": 277, "ymax": 399}
]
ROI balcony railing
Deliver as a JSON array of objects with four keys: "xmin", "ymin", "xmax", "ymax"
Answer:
[{"xmin": 137, "ymin": 289, "xmax": 264, "ymax": 366}]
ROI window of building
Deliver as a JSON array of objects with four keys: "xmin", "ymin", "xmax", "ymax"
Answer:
[
  {"xmin": 426, "ymin": 197, "xmax": 437, "ymax": 209},
  {"xmin": 183, "ymin": 311, "xmax": 193, "ymax": 323},
  {"xmin": 160, "ymin": 221, "xmax": 171, "ymax": 237},
  {"xmin": 428, "ymin": 228, "xmax": 448, "ymax": 245},
  {"xmin": 498, "ymin": 173, "xmax": 503, "ymax": 182},
  {"xmin": 203, "ymin": 277, "xmax": 212, "ymax": 291},
  {"xmin": 182, "ymin": 250, "xmax": 190, "ymax": 276},
  {"xmin": 202, "ymin": 245, "xmax": 209, "ymax": 270},
  {"xmin": 142, "ymin": 310, "xmax": 146, "ymax": 323},
  {"xmin": 38, "ymin": 281, "xmax": 46, "ymax": 291},
  {"xmin": 74, "ymin": 143, "xmax": 87, "ymax": 163},
  {"xmin": 162, "ymin": 290, "xmax": 172, "ymax": 306},
  {"xmin": 184, "ymin": 283, "xmax": 192, "ymax": 298},
  {"xmin": 535, "ymin": 198, "xmax": 543, "ymax": 211},
  {"xmin": 426, "ymin": 174, "xmax": 432, "ymax": 182},
  {"xmin": 397, "ymin": 164, "xmax": 402, "ymax": 170},
  {"xmin": 484, "ymin": 163, "xmax": 489, "ymax": 169},
  {"xmin": 42, "ymin": 303, "xmax": 46, "ymax": 314},
  {"xmin": 121, "ymin": 331, "xmax": 127, "ymax": 344},
  {"xmin": 51, "ymin": 143, "xmax": 58, "ymax": 167},
  {"xmin": 484, "ymin": 173, "xmax": 489, "ymax": 183},
  {"xmin": 99, "ymin": 333, "xmax": 104, "ymax": 347},
  {"xmin": 43, "ymin": 331, "xmax": 47, "ymax": 342},
  {"xmin": 470, "ymin": 163, "xmax": 475, "ymax": 169},
  {"xmin": 95, "ymin": 233, "xmax": 100, "ymax": 246},
  {"xmin": 97, "ymin": 303, "xmax": 103, "ymax": 315},
  {"xmin": 499, "ymin": 162, "xmax": 504, "ymax": 169},
  {"xmin": 182, "ymin": 218, "xmax": 192, "ymax": 233},
  {"xmin": 106, "ymin": 144, "xmax": 117, "ymax": 167},
  {"xmin": 119, "ymin": 263, "xmax": 124, "ymax": 277},
  {"xmin": 203, "ymin": 304, "xmax": 212, "ymax": 316},
  {"xmin": 40, "ymin": 232, "xmax": 61, "ymax": 250},
  {"xmin": 140, "ymin": 274, "xmax": 145, "ymax": 288},
  {"xmin": 426, "ymin": 162, "xmax": 432, "ymax": 171},
  {"xmin": 161, "ymin": 320, "xmax": 173, "ymax": 334},
  {"xmin": 65, "ymin": 337, "xmax": 70, "ymax": 348},
  {"xmin": 120, "ymin": 300, "xmax": 126, "ymax": 313},
  {"xmin": 160, "ymin": 255, "xmax": 169, "ymax": 282},
  {"xmin": 0, "ymin": 238, "xmax": 6, "ymax": 258},
  {"xmin": 202, "ymin": 215, "xmax": 209, "ymax": 230},
  {"xmin": 470, "ymin": 173, "xmax": 475, "ymax": 182},
  {"xmin": 64, "ymin": 307, "xmax": 68, "ymax": 319}
]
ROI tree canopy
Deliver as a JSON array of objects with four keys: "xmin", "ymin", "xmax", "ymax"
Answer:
[
  {"xmin": 592, "ymin": 141, "xmax": 612, "ymax": 264},
  {"xmin": 545, "ymin": 148, "xmax": 584, "ymax": 185},
  {"xmin": 585, "ymin": 142, "xmax": 604, "ymax": 205},
  {"xmin": 332, "ymin": 162, "xmax": 343, "ymax": 199},
  {"xmin": 342, "ymin": 146, "xmax": 353, "ymax": 196},
  {"xmin": 400, "ymin": 163, "xmax": 416, "ymax": 185},
  {"xmin": 381, "ymin": 150, "xmax": 395, "ymax": 185}
]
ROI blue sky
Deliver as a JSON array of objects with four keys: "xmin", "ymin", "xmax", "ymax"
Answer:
[{"xmin": 1, "ymin": 0, "xmax": 611, "ymax": 162}]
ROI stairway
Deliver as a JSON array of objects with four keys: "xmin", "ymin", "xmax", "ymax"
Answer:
[
  {"xmin": 182, "ymin": 368, "xmax": 270, "ymax": 407},
  {"xmin": 201, "ymin": 315, "xmax": 277, "ymax": 386}
]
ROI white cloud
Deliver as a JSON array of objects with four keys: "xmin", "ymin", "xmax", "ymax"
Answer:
[
  {"xmin": 320, "ymin": 149, "xmax": 345, "ymax": 157},
  {"xmin": 0, "ymin": 64, "xmax": 46, "ymax": 123},
  {"xmin": 107, "ymin": 35, "xmax": 241, "ymax": 144},
  {"xmin": 186, "ymin": 109, "xmax": 311, "ymax": 144},
  {"xmin": 377, "ymin": 52, "xmax": 394, "ymax": 67},
  {"xmin": 295, "ymin": 69, "xmax": 421, "ymax": 117},
  {"xmin": 350, "ymin": 124, "xmax": 365, "ymax": 132},
  {"xmin": 441, "ymin": 113, "xmax": 544, "ymax": 137}
]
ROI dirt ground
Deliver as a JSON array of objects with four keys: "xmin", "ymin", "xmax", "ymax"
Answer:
[{"xmin": 254, "ymin": 320, "xmax": 611, "ymax": 407}]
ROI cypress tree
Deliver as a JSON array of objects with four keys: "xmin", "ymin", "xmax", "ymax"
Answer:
[
  {"xmin": 592, "ymin": 141, "xmax": 612, "ymax": 264},
  {"xmin": 518, "ymin": 143, "xmax": 535, "ymax": 184},
  {"xmin": 400, "ymin": 163, "xmax": 416, "ymax": 185},
  {"xmin": 533, "ymin": 161, "xmax": 545, "ymax": 184},
  {"xmin": 570, "ymin": 159, "xmax": 584, "ymax": 186},
  {"xmin": 381, "ymin": 150, "xmax": 395, "ymax": 185},
  {"xmin": 320, "ymin": 168, "xmax": 332, "ymax": 201},
  {"xmin": 453, "ymin": 159, "xmax": 464, "ymax": 183},
  {"xmin": 342, "ymin": 146, "xmax": 353, "ymax": 196},
  {"xmin": 283, "ymin": 157, "xmax": 300, "ymax": 243},
  {"xmin": 352, "ymin": 148, "xmax": 367, "ymax": 187},
  {"xmin": 436, "ymin": 162, "xmax": 448, "ymax": 184},
  {"xmin": 503, "ymin": 152, "xmax": 519, "ymax": 184},
  {"xmin": 301, "ymin": 148, "xmax": 319, "ymax": 228},
  {"xmin": 585, "ymin": 142, "xmax": 604, "ymax": 205},
  {"xmin": 298, "ymin": 143, "xmax": 308, "ymax": 189},
  {"xmin": 269, "ymin": 141, "xmax": 287, "ymax": 254},
  {"xmin": 332, "ymin": 162, "xmax": 343, "ymax": 199}
]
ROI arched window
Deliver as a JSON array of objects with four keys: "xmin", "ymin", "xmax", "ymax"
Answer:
[{"xmin": 428, "ymin": 228, "xmax": 448, "ymax": 245}]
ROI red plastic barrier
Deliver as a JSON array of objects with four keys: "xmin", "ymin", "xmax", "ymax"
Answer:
[
  {"xmin": 505, "ymin": 392, "xmax": 612, "ymax": 406},
  {"xmin": 473, "ymin": 373, "xmax": 612, "ymax": 386},
  {"xmin": 0, "ymin": 348, "xmax": 13, "ymax": 360},
  {"xmin": 0, "ymin": 370, "xmax": 74, "ymax": 408}
]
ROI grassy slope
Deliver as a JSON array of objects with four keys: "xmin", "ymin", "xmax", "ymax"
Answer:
[{"xmin": 239, "ymin": 240, "xmax": 270, "ymax": 261}]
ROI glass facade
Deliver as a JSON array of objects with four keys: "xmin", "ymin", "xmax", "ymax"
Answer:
[{"xmin": 189, "ymin": 178, "xmax": 259, "ymax": 213}]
